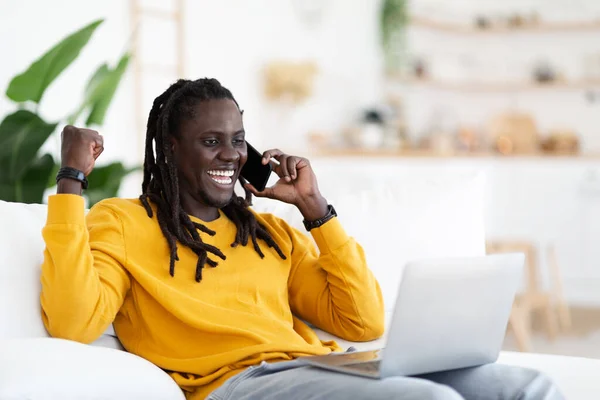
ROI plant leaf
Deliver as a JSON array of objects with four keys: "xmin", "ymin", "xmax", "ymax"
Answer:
[
  {"xmin": 85, "ymin": 64, "xmax": 112, "ymax": 100},
  {"xmin": 85, "ymin": 162, "xmax": 140, "ymax": 206},
  {"xmin": 380, "ymin": 0, "xmax": 407, "ymax": 47},
  {"xmin": 67, "ymin": 63, "xmax": 110, "ymax": 125},
  {"xmin": 0, "ymin": 110, "xmax": 57, "ymax": 181},
  {"xmin": 85, "ymin": 53, "xmax": 131, "ymax": 126},
  {"xmin": 6, "ymin": 19, "xmax": 103, "ymax": 104},
  {"xmin": 20, "ymin": 154, "xmax": 56, "ymax": 204},
  {"xmin": 46, "ymin": 161, "xmax": 61, "ymax": 188},
  {"xmin": 0, "ymin": 178, "xmax": 16, "ymax": 202}
]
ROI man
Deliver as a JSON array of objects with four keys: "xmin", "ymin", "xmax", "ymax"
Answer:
[{"xmin": 41, "ymin": 78, "xmax": 562, "ymax": 399}]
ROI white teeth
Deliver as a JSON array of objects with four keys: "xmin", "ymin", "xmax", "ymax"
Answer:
[
  {"xmin": 209, "ymin": 176, "xmax": 233, "ymax": 185},
  {"xmin": 207, "ymin": 170, "xmax": 234, "ymax": 185},
  {"xmin": 207, "ymin": 170, "xmax": 234, "ymax": 177}
]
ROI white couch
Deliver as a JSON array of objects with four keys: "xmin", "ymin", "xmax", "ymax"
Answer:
[{"xmin": 1, "ymin": 168, "xmax": 599, "ymax": 399}]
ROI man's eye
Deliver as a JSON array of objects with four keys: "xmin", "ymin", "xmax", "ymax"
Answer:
[
  {"xmin": 233, "ymin": 139, "xmax": 245, "ymax": 146},
  {"xmin": 203, "ymin": 139, "xmax": 218, "ymax": 146}
]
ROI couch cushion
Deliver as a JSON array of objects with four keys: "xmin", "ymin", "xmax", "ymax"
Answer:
[
  {"xmin": 0, "ymin": 200, "xmax": 48, "ymax": 338},
  {"xmin": 0, "ymin": 338, "xmax": 185, "ymax": 400},
  {"xmin": 497, "ymin": 351, "xmax": 600, "ymax": 399},
  {"xmin": 253, "ymin": 168, "xmax": 487, "ymax": 310},
  {"xmin": 0, "ymin": 200, "xmax": 116, "ymax": 343}
]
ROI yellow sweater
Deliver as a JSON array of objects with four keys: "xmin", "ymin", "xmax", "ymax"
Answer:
[{"xmin": 40, "ymin": 195, "xmax": 384, "ymax": 399}]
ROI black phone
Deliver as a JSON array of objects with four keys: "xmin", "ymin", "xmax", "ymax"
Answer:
[{"xmin": 241, "ymin": 141, "xmax": 272, "ymax": 192}]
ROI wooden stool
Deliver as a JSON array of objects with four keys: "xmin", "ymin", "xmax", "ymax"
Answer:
[
  {"xmin": 547, "ymin": 245, "xmax": 572, "ymax": 331},
  {"xmin": 486, "ymin": 241, "xmax": 560, "ymax": 352}
]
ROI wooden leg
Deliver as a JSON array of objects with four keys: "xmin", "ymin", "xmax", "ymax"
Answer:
[
  {"xmin": 509, "ymin": 303, "xmax": 532, "ymax": 352},
  {"xmin": 541, "ymin": 297, "xmax": 559, "ymax": 341},
  {"xmin": 548, "ymin": 245, "xmax": 572, "ymax": 331},
  {"xmin": 557, "ymin": 301, "xmax": 573, "ymax": 332},
  {"xmin": 529, "ymin": 293, "xmax": 559, "ymax": 341}
]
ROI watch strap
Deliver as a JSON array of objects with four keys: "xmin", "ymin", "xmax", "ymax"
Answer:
[
  {"xmin": 56, "ymin": 167, "xmax": 88, "ymax": 190},
  {"xmin": 303, "ymin": 204, "xmax": 337, "ymax": 231}
]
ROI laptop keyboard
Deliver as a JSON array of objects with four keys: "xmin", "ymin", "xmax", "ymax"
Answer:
[{"xmin": 345, "ymin": 360, "xmax": 381, "ymax": 373}]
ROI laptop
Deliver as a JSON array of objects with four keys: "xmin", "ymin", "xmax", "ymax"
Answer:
[{"xmin": 299, "ymin": 253, "xmax": 524, "ymax": 378}]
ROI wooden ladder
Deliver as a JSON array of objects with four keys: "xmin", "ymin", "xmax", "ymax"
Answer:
[{"xmin": 129, "ymin": 0, "xmax": 186, "ymax": 154}]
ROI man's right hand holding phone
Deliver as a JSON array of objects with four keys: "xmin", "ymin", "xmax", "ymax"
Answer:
[{"xmin": 245, "ymin": 149, "xmax": 329, "ymax": 222}]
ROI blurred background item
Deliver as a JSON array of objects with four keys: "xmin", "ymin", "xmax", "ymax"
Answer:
[
  {"xmin": 541, "ymin": 129, "xmax": 581, "ymax": 154},
  {"xmin": 533, "ymin": 61, "xmax": 558, "ymax": 84},
  {"xmin": 358, "ymin": 109, "xmax": 386, "ymax": 149},
  {"xmin": 456, "ymin": 126, "xmax": 482, "ymax": 152},
  {"xmin": 488, "ymin": 113, "xmax": 539, "ymax": 155},
  {"xmin": 381, "ymin": 0, "xmax": 409, "ymax": 76},
  {"xmin": 263, "ymin": 61, "xmax": 318, "ymax": 104}
]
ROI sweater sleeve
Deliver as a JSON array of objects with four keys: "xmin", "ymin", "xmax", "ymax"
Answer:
[
  {"xmin": 287, "ymin": 217, "xmax": 385, "ymax": 342},
  {"xmin": 40, "ymin": 194, "xmax": 131, "ymax": 343}
]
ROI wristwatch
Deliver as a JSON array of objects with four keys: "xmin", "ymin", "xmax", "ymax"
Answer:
[
  {"xmin": 303, "ymin": 204, "xmax": 337, "ymax": 231},
  {"xmin": 56, "ymin": 167, "xmax": 88, "ymax": 190}
]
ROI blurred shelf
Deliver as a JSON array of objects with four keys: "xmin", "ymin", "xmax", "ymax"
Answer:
[
  {"xmin": 387, "ymin": 77, "xmax": 600, "ymax": 92},
  {"xmin": 311, "ymin": 148, "xmax": 600, "ymax": 160},
  {"xmin": 411, "ymin": 16, "xmax": 600, "ymax": 34}
]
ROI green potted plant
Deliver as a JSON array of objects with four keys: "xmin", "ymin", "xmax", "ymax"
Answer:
[
  {"xmin": 380, "ymin": 0, "xmax": 409, "ymax": 75},
  {"xmin": 0, "ymin": 19, "xmax": 137, "ymax": 206}
]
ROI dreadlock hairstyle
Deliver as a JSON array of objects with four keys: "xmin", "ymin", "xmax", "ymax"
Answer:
[{"xmin": 139, "ymin": 78, "xmax": 286, "ymax": 282}]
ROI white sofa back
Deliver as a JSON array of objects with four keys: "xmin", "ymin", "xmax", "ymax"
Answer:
[
  {"xmin": 0, "ymin": 201, "xmax": 50, "ymax": 339},
  {"xmin": 0, "ymin": 168, "xmax": 486, "ymax": 341}
]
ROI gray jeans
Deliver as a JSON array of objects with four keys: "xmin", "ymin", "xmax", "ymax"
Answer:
[{"xmin": 206, "ymin": 359, "xmax": 563, "ymax": 400}]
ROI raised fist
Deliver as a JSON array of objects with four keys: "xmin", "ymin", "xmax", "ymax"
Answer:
[{"xmin": 60, "ymin": 125, "xmax": 104, "ymax": 176}]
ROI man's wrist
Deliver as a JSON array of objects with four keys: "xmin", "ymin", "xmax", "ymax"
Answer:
[
  {"xmin": 297, "ymin": 194, "xmax": 328, "ymax": 222},
  {"xmin": 56, "ymin": 166, "xmax": 88, "ymax": 190},
  {"xmin": 57, "ymin": 178, "xmax": 83, "ymax": 195},
  {"xmin": 302, "ymin": 204, "xmax": 337, "ymax": 231}
]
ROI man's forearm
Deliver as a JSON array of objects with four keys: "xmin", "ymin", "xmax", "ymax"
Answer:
[{"xmin": 297, "ymin": 194, "xmax": 328, "ymax": 221}]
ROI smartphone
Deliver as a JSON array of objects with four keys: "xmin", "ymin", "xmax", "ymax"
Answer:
[{"xmin": 241, "ymin": 141, "xmax": 272, "ymax": 192}]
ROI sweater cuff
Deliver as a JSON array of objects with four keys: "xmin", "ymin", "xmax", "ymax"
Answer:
[
  {"xmin": 310, "ymin": 217, "xmax": 349, "ymax": 254},
  {"xmin": 46, "ymin": 194, "xmax": 86, "ymax": 226}
]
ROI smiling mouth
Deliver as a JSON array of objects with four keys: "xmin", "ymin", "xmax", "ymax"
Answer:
[{"xmin": 207, "ymin": 169, "xmax": 236, "ymax": 186}]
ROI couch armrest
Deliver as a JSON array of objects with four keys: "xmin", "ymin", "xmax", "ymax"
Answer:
[
  {"xmin": 0, "ymin": 338, "xmax": 185, "ymax": 400},
  {"xmin": 498, "ymin": 351, "xmax": 600, "ymax": 399}
]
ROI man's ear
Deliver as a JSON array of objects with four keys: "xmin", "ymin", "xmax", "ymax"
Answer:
[{"xmin": 169, "ymin": 136, "xmax": 177, "ymax": 153}]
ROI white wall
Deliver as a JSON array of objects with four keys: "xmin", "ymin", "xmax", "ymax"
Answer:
[
  {"xmin": 181, "ymin": 0, "xmax": 384, "ymax": 151},
  {"xmin": 1, "ymin": 0, "xmax": 386, "ymax": 198}
]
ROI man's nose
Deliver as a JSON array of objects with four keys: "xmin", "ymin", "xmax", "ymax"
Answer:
[{"xmin": 218, "ymin": 144, "xmax": 240, "ymax": 162}]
